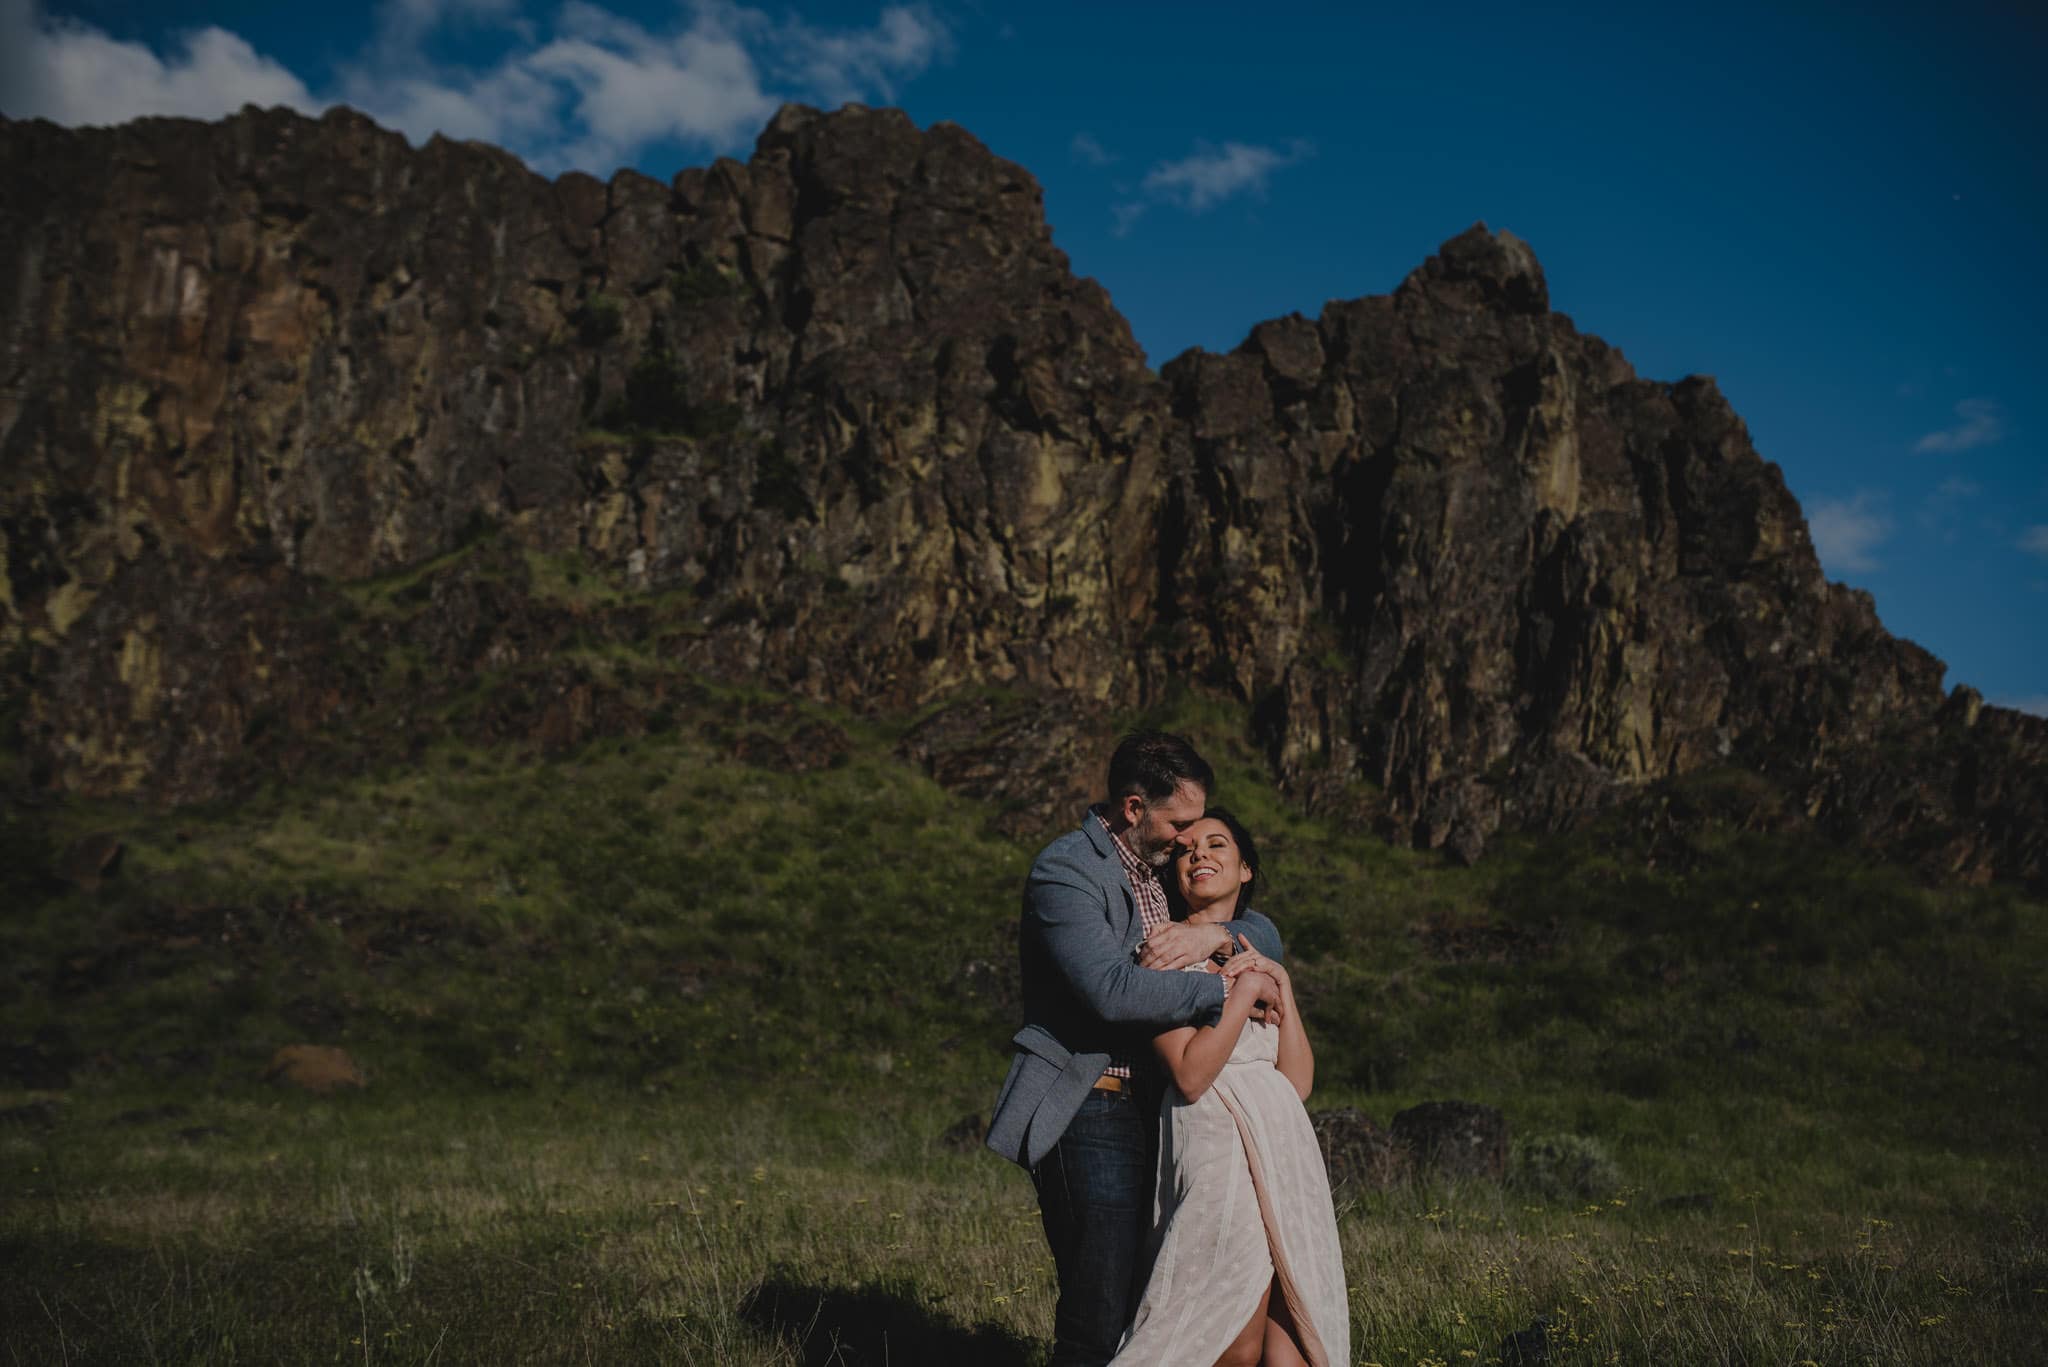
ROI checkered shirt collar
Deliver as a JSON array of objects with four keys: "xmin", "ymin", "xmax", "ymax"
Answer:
[
  {"xmin": 1095, "ymin": 806, "xmax": 1170, "ymax": 936},
  {"xmin": 1097, "ymin": 805, "xmax": 1151, "ymax": 886}
]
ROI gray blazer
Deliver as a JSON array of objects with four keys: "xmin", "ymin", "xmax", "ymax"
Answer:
[{"xmin": 986, "ymin": 811, "xmax": 1284, "ymax": 1168}]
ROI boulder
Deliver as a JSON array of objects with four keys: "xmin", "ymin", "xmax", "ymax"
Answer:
[
  {"xmin": 264, "ymin": 1044, "xmax": 367, "ymax": 1093},
  {"xmin": 1391, "ymin": 1100, "xmax": 1508, "ymax": 1180}
]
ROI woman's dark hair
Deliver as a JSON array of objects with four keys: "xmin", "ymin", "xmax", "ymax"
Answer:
[{"xmin": 1165, "ymin": 804, "xmax": 1263, "ymax": 919}]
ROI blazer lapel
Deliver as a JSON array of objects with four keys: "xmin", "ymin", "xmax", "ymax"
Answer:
[{"xmin": 1084, "ymin": 812, "xmax": 1144, "ymax": 953}]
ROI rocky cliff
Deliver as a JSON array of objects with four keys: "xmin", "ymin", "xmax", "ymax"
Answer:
[{"xmin": 2, "ymin": 103, "xmax": 2041, "ymax": 886}]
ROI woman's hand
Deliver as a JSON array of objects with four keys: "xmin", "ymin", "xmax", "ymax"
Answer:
[
  {"xmin": 1222, "ymin": 936, "xmax": 1288, "ymax": 982},
  {"xmin": 1229, "ymin": 967, "xmax": 1279, "ymax": 1010},
  {"xmin": 1221, "ymin": 935, "xmax": 1291, "ymax": 1024},
  {"xmin": 1224, "ymin": 968, "xmax": 1284, "ymax": 1028}
]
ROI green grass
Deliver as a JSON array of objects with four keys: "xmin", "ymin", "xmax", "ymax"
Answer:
[
  {"xmin": 1, "ymin": 1090, "xmax": 1049, "ymax": 1364},
  {"xmin": 2, "ymin": 683, "xmax": 2044, "ymax": 1362},
  {"xmin": 2, "ymin": 1090, "xmax": 2039, "ymax": 1364}
]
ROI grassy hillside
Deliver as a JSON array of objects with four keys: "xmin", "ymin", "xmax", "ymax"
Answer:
[{"xmin": 2, "ymin": 684, "xmax": 2043, "ymax": 1362}]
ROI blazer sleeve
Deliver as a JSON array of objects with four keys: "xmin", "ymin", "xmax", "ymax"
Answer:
[
  {"xmin": 1027, "ymin": 859, "xmax": 1226, "ymax": 1028},
  {"xmin": 1234, "ymin": 908, "xmax": 1285, "ymax": 962}
]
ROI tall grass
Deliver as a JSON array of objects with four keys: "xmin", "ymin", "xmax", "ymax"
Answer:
[
  {"xmin": 3, "ymin": 1089, "xmax": 2040, "ymax": 1364},
  {"xmin": 2, "ymin": 685, "xmax": 2043, "ymax": 1362}
]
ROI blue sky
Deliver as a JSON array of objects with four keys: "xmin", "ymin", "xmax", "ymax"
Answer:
[{"xmin": 4, "ymin": 0, "xmax": 2043, "ymax": 711}]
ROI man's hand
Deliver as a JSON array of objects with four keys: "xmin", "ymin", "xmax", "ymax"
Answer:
[{"xmin": 1137, "ymin": 920, "xmax": 1232, "ymax": 971}]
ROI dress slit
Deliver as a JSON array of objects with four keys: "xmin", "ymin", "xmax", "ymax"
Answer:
[{"xmin": 1215, "ymin": 1080, "xmax": 1330, "ymax": 1367}]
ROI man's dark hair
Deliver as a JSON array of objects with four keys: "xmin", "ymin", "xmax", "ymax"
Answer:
[{"xmin": 1107, "ymin": 730, "xmax": 1214, "ymax": 804}]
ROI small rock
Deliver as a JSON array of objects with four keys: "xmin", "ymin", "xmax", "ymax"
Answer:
[
  {"xmin": 784, "ymin": 719, "xmax": 853, "ymax": 772},
  {"xmin": 733, "ymin": 719, "xmax": 854, "ymax": 773},
  {"xmin": 113, "ymin": 1103, "xmax": 192, "ymax": 1126},
  {"xmin": 0, "ymin": 1101, "xmax": 58, "ymax": 1130},
  {"xmin": 1657, "ymin": 1191, "xmax": 1717, "ymax": 1213},
  {"xmin": 264, "ymin": 1044, "xmax": 366, "ymax": 1094},
  {"xmin": 1391, "ymin": 1100, "xmax": 1508, "ymax": 1181},
  {"xmin": 729, "ymin": 730, "xmax": 786, "ymax": 768},
  {"xmin": 60, "ymin": 831, "xmax": 124, "ymax": 891},
  {"xmin": 1496, "ymin": 1314, "xmax": 1551, "ymax": 1364}
]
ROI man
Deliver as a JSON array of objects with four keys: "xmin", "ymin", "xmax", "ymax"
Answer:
[{"xmin": 987, "ymin": 730, "xmax": 1286, "ymax": 1366}]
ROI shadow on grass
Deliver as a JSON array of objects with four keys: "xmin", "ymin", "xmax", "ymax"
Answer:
[{"xmin": 741, "ymin": 1271, "xmax": 1037, "ymax": 1367}]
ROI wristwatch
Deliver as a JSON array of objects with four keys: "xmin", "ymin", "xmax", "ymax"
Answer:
[{"xmin": 1209, "ymin": 924, "xmax": 1235, "ymax": 964}]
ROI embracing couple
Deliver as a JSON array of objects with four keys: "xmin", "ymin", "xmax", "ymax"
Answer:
[{"xmin": 988, "ymin": 731, "xmax": 1349, "ymax": 1366}]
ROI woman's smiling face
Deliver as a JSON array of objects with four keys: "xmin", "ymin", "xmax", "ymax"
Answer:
[{"xmin": 1175, "ymin": 817, "xmax": 1253, "ymax": 911}]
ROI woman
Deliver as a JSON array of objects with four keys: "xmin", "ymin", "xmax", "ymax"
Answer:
[{"xmin": 1111, "ymin": 808, "xmax": 1349, "ymax": 1367}]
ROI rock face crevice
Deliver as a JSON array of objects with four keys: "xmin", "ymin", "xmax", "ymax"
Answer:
[{"xmin": 1, "ymin": 103, "xmax": 2040, "ymax": 886}]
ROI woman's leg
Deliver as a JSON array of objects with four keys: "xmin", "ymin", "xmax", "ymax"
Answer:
[
  {"xmin": 1260, "ymin": 1279, "xmax": 1311, "ymax": 1367},
  {"xmin": 1210, "ymin": 1281, "xmax": 1271, "ymax": 1367}
]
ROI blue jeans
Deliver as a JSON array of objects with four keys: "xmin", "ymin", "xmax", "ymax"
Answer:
[{"xmin": 1030, "ymin": 1086, "xmax": 1159, "ymax": 1367}]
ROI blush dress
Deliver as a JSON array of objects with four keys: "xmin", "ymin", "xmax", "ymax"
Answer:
[{"xmin": 1110, "ymin": 973, "xmax": 1350, "ymax": 1366}]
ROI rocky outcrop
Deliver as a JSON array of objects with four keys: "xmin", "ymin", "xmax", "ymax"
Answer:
[
  {"xmin": 1154, "ymin": 227, "xmax": 1979, "ymax": 860},
  {"xmin": 1, "ymin": 103, "xmax": 2042, "ymax": 886}
]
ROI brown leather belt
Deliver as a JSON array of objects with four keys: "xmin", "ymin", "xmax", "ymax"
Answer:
[{"xmin": 1091, "ymin": 1074, "xmax": 1126, "ymax": 1094}]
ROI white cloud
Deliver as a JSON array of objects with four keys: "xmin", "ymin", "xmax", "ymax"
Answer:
[
  {"xmin": 1110, "ymin": 200, "xmax": 1146, "ymax": 238},
  {"xmin": 0, "ymin": 0, "xmax": 318, "ymax": 124},
  {"xmin": 345, "ymin": 62, "xmax": 564, "ymax": 149},
  {"xmin": 1914, "ymin": 397, "xmax": 2005, "ymax": 454},
  {"xmin": 357, "ymin": 1, "xmax": 950, "ymax": 172},
  {"xmin": 1071, "ymin": 132, "xmax": 1115, "ymax": 166},
  {"xmin": 779, "ymin": 4, "xmax": 948, "ymax": 107},
  {"xmin": 3, "ymin": 0, "xmax": 951, "ymax": 176},
  {"xmin": 1141, "ymin": 137, "xmax": 1312, "ymax": 213},
  {"xmin": 514, "ymin": 9, "xmax": 779, "ymax": 167},
  {"xmin": 2020, "ymin": 525, "xmax": 2048, "ymax": 560},
  {"xmin": 1808, "ymin": 492, "xmax": 1892, "ymax": 575}
]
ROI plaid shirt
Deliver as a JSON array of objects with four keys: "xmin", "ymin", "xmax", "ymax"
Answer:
[{"xmin": 1098, "ymin": 807, "xmax": 1172, "ymax": 1080}]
